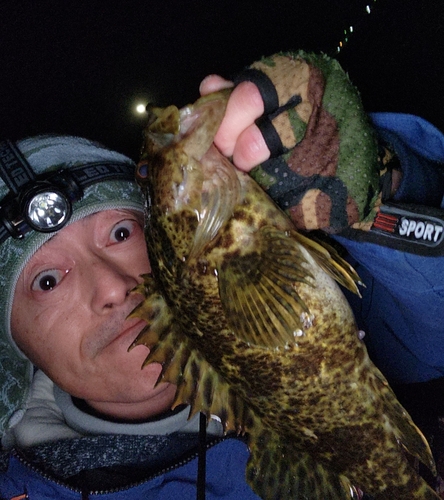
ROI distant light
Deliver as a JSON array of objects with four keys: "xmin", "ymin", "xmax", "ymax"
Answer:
[
  {"xmin": 136, "ymin": 103, "xmax": 147, "ymax": 114},
  {"xmin": 366, "ymin": 5, "xmax": 371, "ymax": 13}
]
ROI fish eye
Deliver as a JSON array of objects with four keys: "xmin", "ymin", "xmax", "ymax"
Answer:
[
  {"xmin": 31, "ymin": 269, "xmax": 68, "ymax": 292},
  {"xmin": 137, "ymin": 162, "xmax": 149, "ymax": 178}
]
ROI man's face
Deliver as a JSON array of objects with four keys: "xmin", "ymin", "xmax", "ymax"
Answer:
[{"xmin": 11, "ymin": 209, "xmax": 176, "ymax": 420}]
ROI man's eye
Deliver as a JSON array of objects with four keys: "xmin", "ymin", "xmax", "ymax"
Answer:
[
  {"xmin": 110, "ymin": 220, "xmax": 137, "ymax": 243},
  {"xmin": 31, "ymin": 269, "xmax": 67, "ymax": 292}
]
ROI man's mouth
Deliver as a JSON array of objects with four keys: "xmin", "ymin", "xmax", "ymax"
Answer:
[{"xmin": 114, "ymin": 317, "xmax": 147, "ymax": 346}]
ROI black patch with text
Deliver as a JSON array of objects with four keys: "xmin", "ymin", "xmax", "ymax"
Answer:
[{"xmin": 341, "ymin": 203, "xmax": 444, "ymax": 255}]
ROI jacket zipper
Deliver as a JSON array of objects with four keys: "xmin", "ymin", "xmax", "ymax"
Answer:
[{"xmin": 10, "ymin": 436, "xmax": 226, "ymax": 497}]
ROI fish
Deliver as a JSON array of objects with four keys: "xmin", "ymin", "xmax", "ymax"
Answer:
[{"xmin": 130, "ymin": 89, "xmax": 439, "ymax": 499}]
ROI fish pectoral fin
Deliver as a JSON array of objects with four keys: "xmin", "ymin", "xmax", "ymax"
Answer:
[
  {"xmin": 247, "ymin": 428, "xmax": 358, "ymax": 500},
  {"xmin": 189, "ymin": 148, "xmax": 241, "ymax": 261},
  {"xmin": 218, "ymin": 226, "xmax": 314, "ymax": 348}
]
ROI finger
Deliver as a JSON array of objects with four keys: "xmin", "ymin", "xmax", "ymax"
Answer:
[
  {"xmin": 199, "ymin": 74, "xmax": 234, "ymax": 95},
  {"xmin": 232, "ymin": 124, "xmax": 270, "ymax": 172},
  {"xmin": 213, "ymin": 81, "xmax": 265, "ymax": 158}
]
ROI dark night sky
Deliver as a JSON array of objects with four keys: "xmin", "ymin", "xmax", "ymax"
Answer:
[{"xmin": 1, "ymin": 0, "xmax": 443, "ymax": 160}]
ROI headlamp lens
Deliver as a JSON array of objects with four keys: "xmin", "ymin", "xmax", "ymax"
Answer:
[{"xmin": 26, "ymin": 191, "xmax": 71, "ymax": 231}]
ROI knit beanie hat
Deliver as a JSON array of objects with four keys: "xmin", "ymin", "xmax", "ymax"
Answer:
[{"xmin": 0, "ymin": 135, "xmax": 144, "ymax": 436}]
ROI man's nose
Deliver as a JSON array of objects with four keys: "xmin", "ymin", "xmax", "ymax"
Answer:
[{"xmin": 89, "ymin": 257, "xmax": 139, "ymax": 312}]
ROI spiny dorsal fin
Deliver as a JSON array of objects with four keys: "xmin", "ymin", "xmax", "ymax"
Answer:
[
  {"xmin": 171, "ymin": 347, "xmax": 255, "ymax": 435},
  {"xmin": 129, "ymin": 276, "xmax": 257, "ymax": 434},
  {"xmin": 128, "ymin": 278, "xmax": 174, "ymax": 353}
]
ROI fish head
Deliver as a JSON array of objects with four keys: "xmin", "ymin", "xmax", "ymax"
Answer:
[{"xmin": 136, "ymin": 90, "xmax": 241, "ymax": 262}]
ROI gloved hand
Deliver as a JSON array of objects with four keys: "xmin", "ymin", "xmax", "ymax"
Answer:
[{"xmin": 202, "ymin": 51, "xmax": 382, "ymax": 234}]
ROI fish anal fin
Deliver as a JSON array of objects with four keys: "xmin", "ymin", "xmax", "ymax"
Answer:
[
  {"xmin": 218, "ymin": 226, "xmax": 314, "ymax": 349},
  {"xmin": 138, "ymin": 325, "xmax": 187, "ymax": 390},
  {"xmin": 293, "ymin": 231, "xmax": 363, "ymax": 296},
  {"xmin": 160, "ymin": 343, "xmax": 190, "ymax": 385},
  {"xmin": 129, "ymin": 273, "xmax": 159, "ymax": 299}
]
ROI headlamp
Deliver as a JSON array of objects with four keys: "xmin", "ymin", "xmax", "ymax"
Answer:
[
  {"xmin": 27, "ymin": 190, "xmax": 71, "ymax": 231},
  {"xmin": 0, "ymin": 171, "xmax": 81, "ymax": 239},
  {"xmin": 0, "ymin": 139, "xmax": 136, "ymax": 243}
]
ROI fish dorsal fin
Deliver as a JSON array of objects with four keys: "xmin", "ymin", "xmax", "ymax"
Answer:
[
  {"xmin": 128, "ymin": 274, "xmax": 174, "ymax": 351},
  {"xmin": 217, "ymin": 225, "xmax": 315, "ymax": 349},
  {"xmin": 171, "ymin": 346, "xmax": 257, "ymax": 435},
  {"xmin": 130, "ymin": 275, "xmax": 255, "ymax": 434},
  {"xmin": 189, "ymin": 147, "xmax": 241, "ymax": 261},
  {"xmin": 138, "ymin": 324, "xmax": 255, "ymax": 435}
]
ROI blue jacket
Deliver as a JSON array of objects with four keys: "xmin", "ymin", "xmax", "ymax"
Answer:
[
  {"xmin": 0, "ymin": 437, "xmax": 260, "ymax": 499},
  {"xmin": 334, "ymin": 113, "xmax": 444, "ymax": 385}
]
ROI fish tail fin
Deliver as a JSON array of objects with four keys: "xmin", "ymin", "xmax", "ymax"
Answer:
[
  {"xmin": 395, "ymin": 403, "xmax": 437, "ymax": 475},
  {"xmin": 367, "ymin": 363, "xmax": 436, "ymax": 477},
  {"xmin": 246, "ymin": 427, "xmax": 358, "ymax": 499},
  {"xmin": 379, "ymin": 389, "xmax": 440, "ymax": 499},
  {"xmin": 360, "ymin": 369, "xmax": 439, "ymax": 499}
]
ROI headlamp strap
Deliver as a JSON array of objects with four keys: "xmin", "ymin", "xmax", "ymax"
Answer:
[
  {"xmin": 69, "ymin": 162, "xmax": 135, "ymax": 189},
  {"xmin": 0, "ymin": 140, "xmax": 38, "ymax": 195}
]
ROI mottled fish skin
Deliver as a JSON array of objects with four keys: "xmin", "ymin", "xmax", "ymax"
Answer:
[{"xmin": 132, "ymin": 90, "xmax": 438, "ymax": 499}]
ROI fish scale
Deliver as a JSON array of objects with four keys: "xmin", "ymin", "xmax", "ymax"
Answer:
[{"xmin": 130, "ymin": 90, "xmax": 439, "ymax": 499}]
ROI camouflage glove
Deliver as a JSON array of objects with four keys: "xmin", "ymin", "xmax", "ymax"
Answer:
[{"xmin": 234, "ymin": 51, "xmax": 382, "ymax": 234}]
